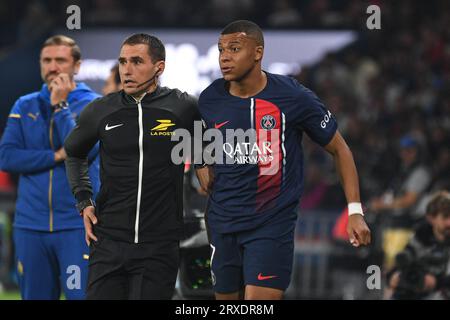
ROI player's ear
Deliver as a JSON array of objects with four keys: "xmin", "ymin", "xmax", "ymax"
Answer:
[
  {"xmin": 74, "ymin": 59, "xmax": 81, "ymax": 75},
  {"xmin": 156, "ymin": 60, "xmax": 165, "ymax": 76},
  {"xmin": 255, "ymin": 46, "xmax": 264, "ymax": 63}
]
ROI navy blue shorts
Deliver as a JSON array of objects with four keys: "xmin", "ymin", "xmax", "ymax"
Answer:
[{"xmin": 208, "ymin": 216, "xmax": 296, "ymax": 294}]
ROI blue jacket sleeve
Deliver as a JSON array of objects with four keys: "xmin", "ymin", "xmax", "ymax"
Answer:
[
  {"xmin": 0, "ymin": 101, "xmax": 56, "ymax": 174},
  {"xmin": 52, "ymin": 107, "xmax": 77, "ymax": 146},
  {"xmin": 53, "ymin": 100, "xmax": 100, "ymax": 164}
]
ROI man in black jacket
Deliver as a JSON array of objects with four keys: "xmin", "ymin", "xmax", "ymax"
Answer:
[
  {"xmin": 64, "ymin": 33, "xmax": 200, "ymax": 299},
  {"xmin": 388, "ymin": 190, "xmax": 450, "ymax": 299}
]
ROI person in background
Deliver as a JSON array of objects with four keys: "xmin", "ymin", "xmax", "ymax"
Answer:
[
  {"xmin": 388, "ymin": 190, "xmax": 450, "ymax": 300},
  {"xmin": 0, "ymin": 35, "xmax": 100, "ymax": 299},
  {"xmin": 371, "ymin": 135, "xmax": 432, "ymax": 270},
  {"xmin": 102, "ymin": 63, "xmax": 122, "ymax": 95}
]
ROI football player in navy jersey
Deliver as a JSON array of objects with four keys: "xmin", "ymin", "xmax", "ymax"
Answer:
[{"xmin": 196, "ymin": 20, "xmax": 371, "ymax": 300}]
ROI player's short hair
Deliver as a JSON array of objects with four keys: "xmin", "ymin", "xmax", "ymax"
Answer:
[
  {"xmin": 221, "ymin": 20, "xmax": 264, "ymax": 47},
  {"xmin": 42, "ymin": 35, "xmax": 81, "ymax": 62},
  {"xmin": 111, "ymin": 64, "xmax": 120, "ymax": 85},
  {"xmin": 426, "ymin": 190, "xmax": 450, "ymax": 217},
  {"xmin": 122, "ymin": 33, "xmax": 165, "ymax": 62}
]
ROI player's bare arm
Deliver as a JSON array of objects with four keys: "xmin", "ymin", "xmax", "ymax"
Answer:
[
  {"xmin": 195, "ymin": 165, "xmax": 214, "ymax": 194},
  {"xmin": 324, "ymin": 130, "xmax": 371, "ymax": 247}
]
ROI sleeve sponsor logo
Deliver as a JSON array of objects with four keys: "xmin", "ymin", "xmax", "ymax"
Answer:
[{"xmin": 320, "ymin": 110, "xmax": 332, "ymax": 129}]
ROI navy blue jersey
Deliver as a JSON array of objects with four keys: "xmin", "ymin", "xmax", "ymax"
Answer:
[{"xmin": 198, "ymin": 72, "xmax": 337, "ymax": 233}]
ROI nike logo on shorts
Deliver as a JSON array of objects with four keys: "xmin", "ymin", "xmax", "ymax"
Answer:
[{"xmin": 257, "ymin": 273, "xmax": 278, "ymax": 280}]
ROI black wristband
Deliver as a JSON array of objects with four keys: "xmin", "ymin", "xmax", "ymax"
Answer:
[
  {"xmin": 76, "ymin": 199, "xmax": 95, "ymax": 213},
  {"xmin": 75, "ymin": 190, "xmax": 92, "ymax": 203}
]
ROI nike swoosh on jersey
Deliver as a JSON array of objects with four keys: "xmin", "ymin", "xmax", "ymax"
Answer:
[
  {"xmin": 214, "ymin": 121, "xmax": 229, "ymax": 129},
  {"xmin": 105, "ymin": 123, "xmax": 124, "ymax": 131}
]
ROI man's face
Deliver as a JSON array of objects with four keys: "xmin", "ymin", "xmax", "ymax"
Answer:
[
  {"xmin": 40, "ymin": 45, "xmax": 80, "ymax": 85},
  {"xmin": 400, "ymin": 147, "xmax": 417, "ymax": 166},
  {"xmin": 118, "ymin": 44, "xmax": 163, "ymax": 96},
  {"xmin": 102, "ymin": 70, "xmax": 122, "ymax": 95},
  {"xmin": 429, "ymin": 213, "xmax": 450, "ymax": 241},
  {"xmin": 218, "ymin": 32, "xmax": 263, "ymax": 81}
]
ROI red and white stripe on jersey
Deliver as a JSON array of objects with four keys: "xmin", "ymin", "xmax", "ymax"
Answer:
[{"xmin": 251, "ymin": 98, "xmax": 285, "ymax": 213}]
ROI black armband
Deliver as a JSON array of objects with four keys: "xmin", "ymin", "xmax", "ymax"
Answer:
[{"xmin": 76, "ymin": 199, "xmax": 95, "ymax": 213}]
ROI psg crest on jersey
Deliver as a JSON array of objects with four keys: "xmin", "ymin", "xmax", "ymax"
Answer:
[{"xmin": 260, "ymin": 114, "xmax": 276, "ymax": 130}]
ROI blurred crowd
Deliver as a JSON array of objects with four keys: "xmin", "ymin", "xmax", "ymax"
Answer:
[
  {"xmin": 1, "ymin": 1, "xmax": 447, "ymax": 46},
  {"xmin": 287, "ymin": 0, "xmax": 450, "ymax": 299},
  {"xmin": 295, "ymin": 0, "xmax": 450, "ymax": 214}
]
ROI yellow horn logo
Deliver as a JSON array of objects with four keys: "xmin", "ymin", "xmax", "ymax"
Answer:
[{"xmin": 151, "ymin": 120, "xmax": 175, "ymax": 131}]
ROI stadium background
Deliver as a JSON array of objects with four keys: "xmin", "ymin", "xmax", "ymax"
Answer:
[{"xmin": 0, "ymin": 0, "xmax": 449, "ymax": 299}]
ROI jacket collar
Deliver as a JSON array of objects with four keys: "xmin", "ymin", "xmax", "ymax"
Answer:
[{"xmin": 121, "ymin": 86, "xmax": 164, "ymax": 105}]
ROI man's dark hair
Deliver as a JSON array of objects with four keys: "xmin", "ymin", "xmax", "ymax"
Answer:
[
  {"xmin": 122, "ymin": 33, "xmax": 165, "ymax": 62},
  {"xmin": 111, "ymin": 64, "xmax": 120, "ymax": 85},
  {"xmin": 221, "ymin": 20, "xmax": 264, "ymax": 47},
  {"xmin": 42, "ymin": 35, "xmax": 81, "ymax": 62},
  {"xmin": 426, "ymin": 190, "xmax": 450, "ymax": 217}
]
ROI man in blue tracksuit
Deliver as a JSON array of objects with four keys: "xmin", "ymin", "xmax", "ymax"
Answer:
[{"xmin": 0, "ymin": 35, "xmax": 100, "ymax": 299}]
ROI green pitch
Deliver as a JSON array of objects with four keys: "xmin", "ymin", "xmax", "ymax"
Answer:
[{"xmin": 0, "ymin": 291, "xmax": 21, "ymax": 300}]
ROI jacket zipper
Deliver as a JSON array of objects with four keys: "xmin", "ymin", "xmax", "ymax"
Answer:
[
  {"xmin": 134, "ymin": 97, "xmax": 145, "ymax": 243},
  {"xmin": 49, "ymin": 116, "xmax": 55, "ymax": 232}
]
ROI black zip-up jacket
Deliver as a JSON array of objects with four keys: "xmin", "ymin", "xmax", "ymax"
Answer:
[
  {"xmin": 65, "ymin": 87, "xmax": 200, "ymax": 243},
  {"xmin": 388, "ymin": 221, "xmax": 450, "ymax": 299}
]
